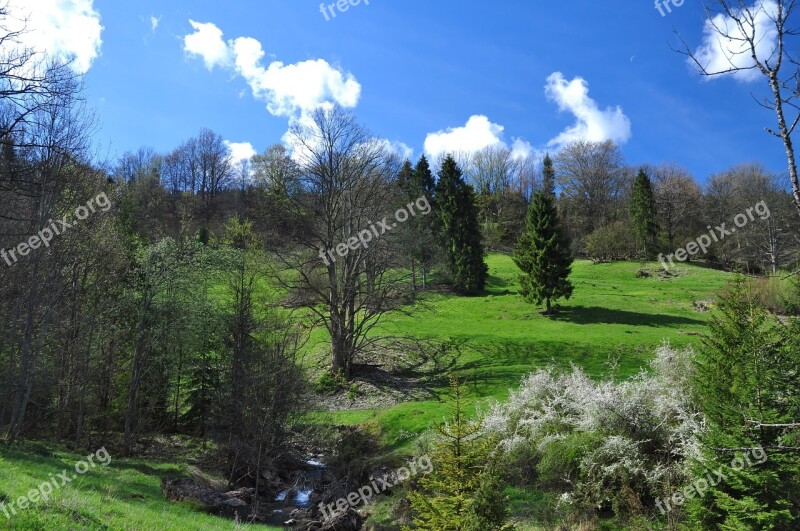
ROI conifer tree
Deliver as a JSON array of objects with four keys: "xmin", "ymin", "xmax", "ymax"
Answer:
[
  {"xmin": 397, "ymin": 159, "xmax": 414, "ymax": 194},
  {"xmin": 406, "ymin": 377, "xmax": 510, "ymax": 531},
  {"xmin": 542, "ymin": 153, "xmax": 556, "ymax": 199},
  {"xmin": 513, "ymin": 190, "xmax": 573, "ymax": 314},
  {"xmin": 630, "ymin": 168, "xmax": 658, "ymax": 259},
  {"xmin": 688, "ymin": 278, "xmax": 800, "ymax": 529},
  {"xmin": 435, "ymin": 155, "xmax": 488, "ymax": 294}
]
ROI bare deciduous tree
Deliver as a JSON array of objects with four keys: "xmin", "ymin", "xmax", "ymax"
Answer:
[
  {"xmin": 555, "ymin": 140, "xmax": 628, "ymax": 239},
  {"xmin": 652, "ymin": 163, "xmax": 704, "ymax": 249},
  {"xmin": 680, "ymin": 0, "xmax": 800, "ymax": 217},
  {"xmin": 279, "ymin": 106, "xmax": 405, "ymax": 379}
]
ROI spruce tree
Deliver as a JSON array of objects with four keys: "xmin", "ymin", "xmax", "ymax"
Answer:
[
  {"xmin": 397, "ymin": 159, "xmax": 414, "ymax": 193},
  {"xmin": 513, "ymin": 190, "xmax": 573, "ymax": 314},
  {"xmin": 542, "ymin": 153, "xmax": 556, "ymax": 199},
  {"xmin": 435, "ymin": 155, "xmax": 488, "ymax": 294},
  {"xmin": 687, "ymin": 278, "xmax": 800, "ymax": 529},
  {"xmin": 630, "ymin": 168, "xmax": 658, "ymax": 259},
  {"xmin": 410, "ymin": 155, "xmax": 436, "ymax": 200},
  {"xmin": 398, "ymin": 156, "xmax": 439, "ymax": 291},
  {"xmin": 406, "ymin": 377, "xmax": 510, "ymax": 531}
]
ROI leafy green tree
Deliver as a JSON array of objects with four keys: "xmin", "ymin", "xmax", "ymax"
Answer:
[
  {"xmin": 688, "ymin": 278, "xmax": 800, "ymax": 529},
  {"xmin": 513, "ymin": 191, "xmax": 573, "ymax": 314},
  {"xmin": 435, "ymin": 155, "xmax": 488, "ymax": 294},
  {"xmin": 630, "ymin": 168, "xmax": 658, "ymax": 259},
  {"xmin": 407, "ymin": 377, "xmax": 511, "ymax": 531}
]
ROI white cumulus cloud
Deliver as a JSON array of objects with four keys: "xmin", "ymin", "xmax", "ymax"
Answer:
[
  {"xmin": 184, "ymin": 20, "xmax": 232, "ymax": 70},
  {"xmin": 692, "ymin": 0, "xmax": 779, "ymax": 82},
  {"xmin": 150, "ymin": 16, "xmax": 161, "ymax": 33},
  {"xmin": 3, "ymin": 0, "xmax": 103, "ymax": 74},
  {"xmin": 424, "ymin": 115, "xmax": 533, "ymax": 160},
  {"xmin": 225, "ymin": 140, "xmax": 257, "ymax": 166},
  {"xmin": 230, "ymin": 36, "xmax": 360, "ymax": 118},
  {"xmin": 544, "ymin": 72, "xmax": 631, "ymax": 148},
  {"xmin": 183, "ymin": 21, "xmax": 360, "ymax": 119},
  {"xmin": 184, "ymin": 20, "xmax": 366, "ymax": 160}
]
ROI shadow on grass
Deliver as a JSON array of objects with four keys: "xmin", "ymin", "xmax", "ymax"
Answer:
[
  {"xmin": 351, "ymin": 337, "xmax": 463, "ymax": 402},
  {"xmin": 107, "ymin": 460, "xmax": 182, "ymax": 478},
  {"xmin": 549, "ymin": 305, "xmax": 706, "ymax": 327},
  {"xmin": 485, "ymin": 273, "xmax": 515, "ymax": 291},
  {"xmin": 457, "ymin": 340, "xmax": 655, "ymax": 396}
]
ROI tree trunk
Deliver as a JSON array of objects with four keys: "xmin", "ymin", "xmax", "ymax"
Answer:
[
  {"xmin": 767, "ymin": 72, "xmax": 800, "ymax": 219},
  {"xmin": 124, "ymin": 308, "xmax": 149, "ymax": 454}
]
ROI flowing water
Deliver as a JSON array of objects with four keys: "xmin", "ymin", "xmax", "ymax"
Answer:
[{"xmin": 263, "ymin": 460, "xmax": 324, "ymax": 526}]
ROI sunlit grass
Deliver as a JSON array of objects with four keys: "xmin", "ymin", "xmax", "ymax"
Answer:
[{"xmin": 0, "ymin": 442, "xmax": 279, "ymax": 530}]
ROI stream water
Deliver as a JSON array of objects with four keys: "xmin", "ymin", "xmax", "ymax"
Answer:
[{"xmin": 263, "ymin": 460, "xmax": 324, "ymax": 526}]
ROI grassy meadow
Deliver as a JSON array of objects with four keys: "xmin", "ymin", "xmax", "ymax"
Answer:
[{"xmin": 309, "ymin": 254, "xmax": 733, "ymax": 451}]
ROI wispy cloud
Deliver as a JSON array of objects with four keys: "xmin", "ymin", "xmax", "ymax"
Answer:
[{"xmin": 544, "ymin": 72, "xmax": 631, "ymax": 149}]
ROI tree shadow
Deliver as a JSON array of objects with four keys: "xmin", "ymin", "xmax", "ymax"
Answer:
[
  {"xmin": 350, "ymin": 337, "xmax": 463, "ymax": 403},
  {"xmin": 549, "ymin": 305, "xmax": 706, "ymax": 327},
  {"xmin": 486, "ymin": 273, "xmax": 513, "ymax": 290}
]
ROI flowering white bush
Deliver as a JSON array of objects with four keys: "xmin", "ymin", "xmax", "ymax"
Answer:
[{"xmin": 483, "ymin": 342, "xmax": 703, "ymax": 520}]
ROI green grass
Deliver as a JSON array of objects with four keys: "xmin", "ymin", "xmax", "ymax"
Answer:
[
  {"xmin": 318, "ymin": 254, "xmax": 733, "ymax": 450},
  {"xmin": 0, "ymin": 442, "xmax": 278, "ymax": 530}
]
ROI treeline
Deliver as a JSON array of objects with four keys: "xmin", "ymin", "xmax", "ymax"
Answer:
[
  {"xmin": 110, "ymin": 140, "xmax": 800, "ymax": 278},
  {"xmin": 444, "ymin": 140, "xmax": 800, "ymax": 274}
]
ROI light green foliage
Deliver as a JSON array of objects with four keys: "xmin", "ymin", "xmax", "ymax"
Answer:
[{"xmin": 407, "ymin": 377, "xmax": 511, "ymax": 530}]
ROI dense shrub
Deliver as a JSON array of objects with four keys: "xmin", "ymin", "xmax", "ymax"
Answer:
[
  {"xmin": 584, "ymin": 221, "xmax": 635, "ymax": 262},
  {"xmin": 483, "ymin": 343, "xmax": 701, "ymax": 523}
]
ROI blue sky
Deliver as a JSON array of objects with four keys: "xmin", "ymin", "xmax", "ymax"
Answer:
[{"xmin": 9, "ymin": 0, "xmax": 791, "ymax": 183}]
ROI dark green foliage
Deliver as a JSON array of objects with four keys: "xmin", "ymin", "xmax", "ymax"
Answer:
[
  {"xmin": 397, "ymin": 159, "xmax": 414, "ymax": 194},
  {"xmin": 688, "ymin": 278, "xmax": 800, "ymax": 529},
  {"xmin": 434, "ymin": 155, "xmax": 488, "ymax": 294},
  {"xmin": 542, "ymin": 154, "xmax": 556, "ymax": 199},
  {"xmin": 630, "ymin": 168, "xmax": 658, "ymax": 259},
  {"xmin": 513, "ymin": 191, "xmax": 573, "ymax": 313},
  {"xmin": 411, "ymin": 156, "xmax": 436, "ymax": 202},
  {"xmin": 399, "ymin": 156, "xmax": 439, "ymax": 291}
]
